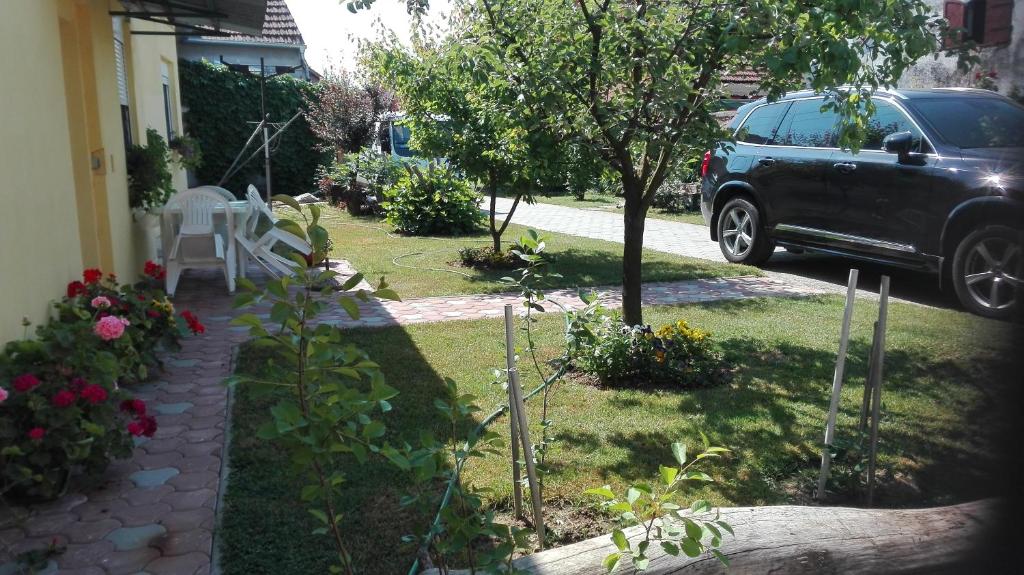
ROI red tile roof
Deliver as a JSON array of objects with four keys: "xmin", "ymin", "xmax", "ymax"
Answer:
[
  {"xmin": 204, "ymin": 0, "xmax": 305, "ymax": 46},
  {"xmin": 722, "ymin": 69, "xmax": 762, "ymax": 84}
]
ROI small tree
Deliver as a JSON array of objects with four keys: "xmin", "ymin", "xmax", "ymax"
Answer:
[
  {"xmin": 366, "ymin": 33, "xmax": 600, "ymax": 252},
  {"xmin": 303, "ymin": 69, "xmax": 394, "ymax": 157},
  {"xmin": 463, "ymin": 0, "xmax": 965, "ymax": 324}
]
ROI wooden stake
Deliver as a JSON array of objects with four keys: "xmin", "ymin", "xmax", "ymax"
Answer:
[
  {"xmin": 866, "ymin": 276, "xmax": 890, "ymax": 507},
  {"xmin": 504, "ymin": 305, "xmax": 545, "ymax": 548},
  {"xmin": 504, "ymin": 307, "xmax": 524, "ymax": 519},
  {"xmin": 859, "ymin": 321, "xmax": 880, "ymax": 433},
  {"xmin": 817, "ymin": 269, "xmax": 859, "ymax": 501}
]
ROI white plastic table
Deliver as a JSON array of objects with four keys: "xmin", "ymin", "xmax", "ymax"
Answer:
[{"xmin": 156, "ymin": 200, "xmax": 253, "ymax": 280}]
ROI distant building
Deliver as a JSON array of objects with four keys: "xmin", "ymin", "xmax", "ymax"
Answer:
[
  {"xmin": 177, "ymin": 0, "xmax": 314, "ymax": 81},
  {"xmin": 901, "ymin": 0, "xmax": 1021, "ymax": 94}
]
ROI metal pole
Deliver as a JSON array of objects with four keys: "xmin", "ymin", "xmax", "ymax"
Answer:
[
  {"xmin": 217, "ymin": 117, "xmax": 266, "ymax": 187},
  {"xmin": 866, "ymin": 276, "xmax": 890, "ymax": 507},
  {"xmin": 260, "ymin": 57, "xmax": 272, "ymax": 208},
  {"xmin": 504, "ymin": 305, "xmax": 545, "ymax": 548},
  {"xmin": 817, "ymin": 269, "xmax": 859, "ymax": 501},
  {"xmin": 503, "ymin": 307, "xmax": 524, "ymax": 519}
]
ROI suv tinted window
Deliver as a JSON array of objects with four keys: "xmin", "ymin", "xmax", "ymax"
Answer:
[
  {"xmin": 735, "ymin": 102, "xmax": 788, "ymax": 144},
  {"xmin": 774, "ymin": 99, "xmax": 838, "ymax": 147},
  {"xmin": 912, "ymin": 97, "xmax": 1024, "ymax": 149},
  {"xmin": 862, "ymin": 101, "xmax": 925, "ymax": 152}
]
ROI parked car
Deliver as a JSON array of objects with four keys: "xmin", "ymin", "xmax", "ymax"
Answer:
[{"xmin": 700, "ymin": 88, "xmax": 1023, "ymax": 320}]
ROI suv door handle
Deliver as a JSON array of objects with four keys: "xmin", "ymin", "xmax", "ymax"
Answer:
[
  {"xmin": 758, "ymin": 157, "xmax": 776, "ymax": 166},
  {"xmin": 833, "ymin": 162, "xmax": 857, "ymax": 173}
]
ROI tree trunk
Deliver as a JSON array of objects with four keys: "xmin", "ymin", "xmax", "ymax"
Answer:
[
  {"xmin": 621, "ymin": 184, "xmax": 647, "ymax": 326},
  {"xmin": 488, "ymin": 169, "xmax": 501, "ymax": 252},
  {"xmin": 427, "ymin": 499, "xmax": 999, "ymax": 575}
]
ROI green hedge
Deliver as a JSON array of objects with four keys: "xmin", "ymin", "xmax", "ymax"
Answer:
[{"xmin": 178, "ymin": 59, "xmax": 331, "ymax": 197}]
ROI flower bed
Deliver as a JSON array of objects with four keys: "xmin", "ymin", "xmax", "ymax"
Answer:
[{"xmin": 0, "ymin": 262, "xmax": 203, "ymax": 501}]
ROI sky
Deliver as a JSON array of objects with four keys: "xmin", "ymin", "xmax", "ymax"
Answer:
[{"xmin": 287, "ymin": 0, "xmax": 453, "ymax": 75}]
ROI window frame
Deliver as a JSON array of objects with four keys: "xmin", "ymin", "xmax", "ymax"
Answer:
[{"xmin": 732, "ymin": 96, "xmax": 937, "ymax": 156}]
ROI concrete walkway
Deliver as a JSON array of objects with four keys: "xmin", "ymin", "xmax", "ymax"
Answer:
[{"xmin": 493, "ymin": 197, "xmax": 868, "ymax": 297}]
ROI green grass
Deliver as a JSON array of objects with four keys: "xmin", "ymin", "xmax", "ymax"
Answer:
[
  {"xmin": 319, "ymin": 207, "xmax": 749, "ymax": 298},
  {"xmin": 525, "ymin": 192, "xmax": 707, "ymax": 226},
  {"xmin": 219, "ymin": 296, "xmax": 1018, "ymax": 575}
]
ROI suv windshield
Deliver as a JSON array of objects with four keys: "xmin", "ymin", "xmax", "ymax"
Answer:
[{"xmin": 912, "ymin": 97, "xmax": 1024, "ymax": 149}]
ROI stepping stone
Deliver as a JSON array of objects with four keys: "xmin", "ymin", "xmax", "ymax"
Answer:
[
  {"xmin": 105, "ymin": 523, "xmax": 167, "ymax": 551},
  {"xmin": 154, "ymin": 402, "xmax": 193, "ymax": 415},
  {"xmin": 133, "ymin": 436, "xmax": 150, "ymax": 447},
  {"xmin": 206, "ymin": 315, "xmax": 233, "ymax": 321},
  {"xmin": 167, "ymin": 358, "xmax": 199, "ymax": 368},
  {"xmin": 129, "ymin": 468, "xmax": 179, "ymax": 488}
]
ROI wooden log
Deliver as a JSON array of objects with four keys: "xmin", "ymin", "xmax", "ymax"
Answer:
[{"xmin": 424, "ymin": 499, "xmax": 997, "ymax": 574}]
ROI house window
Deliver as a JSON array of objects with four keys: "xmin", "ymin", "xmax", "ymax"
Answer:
[
  {"xmin": 945, "ymin": 0, "xmax": 1013, "ymax": 46},
  {"xmin": 112, "ymin": 17, "xmax": 132, "ymax": 151},
  {"xmin": 161, "ymin": 61, "xmax": 176, "ymax": 139}
]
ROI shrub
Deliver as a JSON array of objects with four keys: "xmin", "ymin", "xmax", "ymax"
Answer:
[
  {"xmin": 0, "ymin": 342, "xmax": 146, "ymax": 501},
  {"xmin": 383, "ymin": 163, "xmax": 482, "ymax": 235},
  {"xmin": 178, "ymin": 59, "xmax": 331, "ymax": 197},
  {"xmin": 573, "ymin": 312, "xmax": 728, "ymax": 388},
  {"xmin": 457, "ymin": 245, "xmax": 521, "ymax": 270}
]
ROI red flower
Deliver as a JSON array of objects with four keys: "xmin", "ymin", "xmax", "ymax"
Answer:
[
  {"xmin": 975, "ymin": 71, "xmax": 983, "ymax": 80},
  {"xmin": 80, "ymin": 384, "xmax": 108, "ymax": 405},
  {"xmin": 988, "ymin": 70, "xmax": 998, "ymax": 78},
  {"xmin": 69, "ymin": 377, "xmax": 87, "ymax": 392},
  {"xmin": 128, "ymin": 415, "xmax": 158, "ymax": 437},
  {"xmin": 147, "ymin": 309, "xmax": 161, "ymax": 318},
  {"xmin": 137, "ymin": 295, "xmax": 147, "ymax": 301},
  {"xmin": 83, "ymin": 269, "xmax": 103, "ymax": 284},
  {"xmin": 120, "ymin": 398, "xmax": 146, "ymax": 416},
  {"xmin": 52, "ymin": 390, "xmax": 77, "ymax": 408},
  {"xmin": 181, "ymin": 311, "xmax": 205, "ymax": 335},
  {"xmin": 67, "ymin": 281, "xmax": 87, "ymax": 298},
  {"xmin": 28, "ymin": 427, "xmax": 45, "ymax": 440},
  {"xmin": 13, "ymin": 373, "xmax": 41, "ymax": 393},
  {"xmin": 144, "ymin": 260, "xmax": 166, "ymax": 280}
]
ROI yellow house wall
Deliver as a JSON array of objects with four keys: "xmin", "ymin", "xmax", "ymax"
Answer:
[
  {"xmin": 0, "ymin": 1, "xmax": 186, "ymax": 346},
  {"xmin": 0, "ymin": 1, "xmax": 85, "ymax": 343}
]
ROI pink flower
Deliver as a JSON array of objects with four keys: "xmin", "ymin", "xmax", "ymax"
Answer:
[
  {"xmin": 94, "ymin": 315, "xmax": 129, "ymax": 341},
  {"xmin": 91, "ymin": 296, "xmax": 112, "ymax": 309},
  {"xmin": 28, "ymin": 427, "xmax": 45, "ymax": 440},
  {"xmin": 0, "ymin": 386, "xmax": 8, "ymax": 403},
  {"xmin": 13, "ymin": 374, "xmax": 40, "ymax": 393},
  {"xmin": 52, "ymin": 390, "xmax": 77, "ymax": 408},
  {"xmin": 80, "ymin": 384, "xmax": 108, "ymax": 405}
]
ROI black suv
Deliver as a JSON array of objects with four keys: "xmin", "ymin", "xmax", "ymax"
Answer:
[{"xmin": 701, "ymin": 88, "xmax": 1023, "ymax": 320}]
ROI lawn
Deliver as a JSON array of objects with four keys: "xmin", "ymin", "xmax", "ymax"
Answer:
[
  {"xmin": 218, "ymin": 295, "xmax": 1018, "ymax": 575},
  {"xmin": 318, "ymin": 207, "xmax": 745, "ymax": 298},
  {"xmin": 524, "ymin": 191, "xmax": 707, "ymax": 226}
]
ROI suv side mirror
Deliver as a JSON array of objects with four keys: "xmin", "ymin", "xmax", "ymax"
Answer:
[{"xmin": 883, "ymin": 131, "xmax": 914, "ymax": 161}]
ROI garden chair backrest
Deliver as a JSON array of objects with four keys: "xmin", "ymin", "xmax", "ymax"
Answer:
[
  {"xmin": 167, "ymin": 188, "xmax": 233, "ymax": 239},
  {"xmin": 244, "ymin": 185, "xmax": 270, "ymax": 238},
  {"xmin": 193, "ymin": 185, "xmax": 236, "ymax": 202}
]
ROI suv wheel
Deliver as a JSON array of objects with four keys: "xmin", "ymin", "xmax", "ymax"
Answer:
[
  {"xmin": 952, "ymin": 225, "xmax": 1022, "ymax": 320},
  {"xmin": 717, "ymin": 197, "xmax": 773, "ymax": 265}
]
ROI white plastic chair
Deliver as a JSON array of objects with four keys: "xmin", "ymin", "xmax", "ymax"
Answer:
[
  {"xmin": 164, "ymin": 188, "xmax": 235, "ymax": 296},
  {"xmin": 236, "ymin": 185, "xmax": 312, "ymax": 277}
]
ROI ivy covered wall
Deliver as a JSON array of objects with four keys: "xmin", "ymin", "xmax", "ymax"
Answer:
[{"xmin": 178, "ymin": 59, "xmax": 330, "ymax": 197}]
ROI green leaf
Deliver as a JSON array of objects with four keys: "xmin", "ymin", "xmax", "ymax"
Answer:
[
  {"xmin": 602, "ymin": 552, "xmax": 621, "ymax": 573},
  {"xmin": 584, "ymin": 486, "xmax": 616, "ymax": 500},
  {"xmin": 338, "ymin": 297, "xmax": 360, "ymax": 320},
  {"xmin": 683, "ymin": 518, "xmax": 703, "ymax": 541},
  {"xmin": 340, "ymin": 273, "xmax": 365, "ymax": 291},
  {"xmin": 661, "ymin": 541, "xmax": 679, "ymax": 556},
  {"xmin": 611, "ymin": 529, "xmax": 628, "ymax": 551},
  {"xmin": 671, "ymin": 442, "xmax": 686, "ymax": 466},
  {"xmin": 308, "ymin": 508, "xmax": 329, "ymax": 525},
  {"xmin": 272, "ymin": 194, "xmax": 302, "ymax": 213},
  {"xmin": 374, "ymin": 288, "xmax": 401, "ymax": 302},
  {"xmin": 711, "ymin": 549, "xmax": 730, "ymax": 566},
  {"xmin": 362, "ymin": 421, "xmax": 386, "ymax": 439},
  {"xmin": 659, "ymin": 465, "xmax": 678, "ymax": 486},
  {"xmin": 681, "ymin": 537, "xmax": 702, "ymax": 557},
  {"xmin": 716, "ymin": 520, "xmax": 734, "ymax": 536},
  {"xmin": 626, "ymin": 487, "xmax": 641, "ymax": 504}
]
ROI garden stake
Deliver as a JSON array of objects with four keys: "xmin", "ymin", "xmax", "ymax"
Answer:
[
  {"xmin": 504, "ymin": 307, "xmax": 524, "ymax": 520},
  {"xmin": 504, "ymin": 305, "xmax": 546, "ymax": 548},
  {"xmin": 867, "ymin": 276, "xmax": 890, "ymax": 507},
  {"xmin": 817, "ymin": 268, "xmax": 859, "ymax": 501},
  {"xmin": 859, "ymin": 321, "xmax": 880, "ymax": 432}
]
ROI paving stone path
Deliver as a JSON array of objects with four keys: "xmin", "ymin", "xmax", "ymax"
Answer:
[
  {"xmin": 0, "ymin": 260, "xmax": 825, "ymax": 573},
  {"xmin": 493, "ymin": 197, "xmax": 862, "ymax": 296}
]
